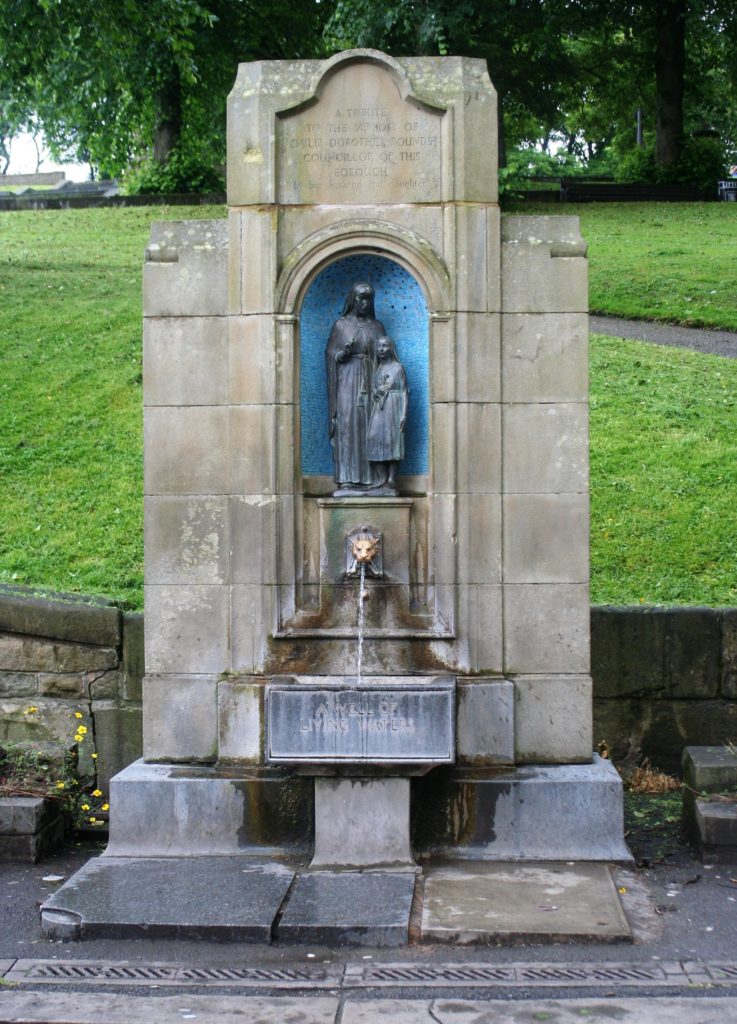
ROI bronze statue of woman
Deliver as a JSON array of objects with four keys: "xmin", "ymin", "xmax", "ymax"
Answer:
[{"xmin": 325, "ymin": 282, "xmax": 387, "ymax": 495}]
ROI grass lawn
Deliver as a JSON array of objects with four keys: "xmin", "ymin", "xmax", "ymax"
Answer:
[
  {"xmin": 1, "ymin": 202, "xmax": 736, "ymax": 609},
  {"xmin": 516, "ymin": 201, "xmax": 737, "ymax": 331}
]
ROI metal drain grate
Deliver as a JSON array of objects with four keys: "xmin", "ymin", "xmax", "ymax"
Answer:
[
  {"xmin": 357, "ymin": 961, "xmax": 684, "ymax": 988},
  {"xmin": 9, "ymin": 960, "xmax": 331, "ymax": 988}
]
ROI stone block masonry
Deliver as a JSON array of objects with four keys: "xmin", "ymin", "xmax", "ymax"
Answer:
[
  {"xmin": 0, "ymin": 586, "xmax": 142, "ymax": 791},
  {"xmin": 1, "ymin": 587, "xmax": 734, "ymax": 781}
]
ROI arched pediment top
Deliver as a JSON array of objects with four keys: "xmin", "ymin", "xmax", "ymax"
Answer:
[
  {"xmin": 276, "ymin": 219, "xmax": 451, "ymax": 315},
  {"xmin": 276, "ymin": 49, "xmax": 446, "ymax": 119}
]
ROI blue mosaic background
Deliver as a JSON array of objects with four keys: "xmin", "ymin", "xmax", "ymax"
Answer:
[{"xmin": 300, "ymin": 255, "xmax": 429, "ymax": 476}]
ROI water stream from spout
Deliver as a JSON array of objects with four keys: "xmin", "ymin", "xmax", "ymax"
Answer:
[{"xmin": 356, "ymin": 562, "xmax": 366, "ymax": 685}]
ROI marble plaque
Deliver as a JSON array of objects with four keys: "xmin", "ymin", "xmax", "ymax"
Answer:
[
  {"xmin": 277, "ymin": 62, "xmax": 444, "ymax": 205},
  {"xmin": 267, "ymin": 677, "xmax": 455, "ymax": 764}
]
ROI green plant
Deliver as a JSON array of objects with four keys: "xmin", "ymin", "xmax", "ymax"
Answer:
[
  {"xmin": 614, "ymin": 136, "xmax": 727, "ymax": 193},
  {"xmin": 123, "ymin": 149, "xmax": 225, "ymax": 195},
  {"xmin": 0, "ymin": 709, "xmax": 109, "ymax": 830}
]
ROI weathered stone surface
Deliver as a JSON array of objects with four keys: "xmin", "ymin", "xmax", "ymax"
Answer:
[
  {"xmin": 595, "ymin": 700, "xmax": 737, "ymax": 775},
  {"xmin": 0, "ymin": 795, "xmax": 60, "ymax": 835},
  {"xmin": 501, "ymin": 312, "xmax": 588, "ymax": 403},
  {"xmin": 229, "ymin": 314, "xmax": 278, "ymax": 405},
  {"xmin": 455, "ymin": 404, "xmax": 502, "ymax": 494},
  {"xmin": 0, "ymin": 700, "xmax": 92, "ymax": 753},
  {"xmin": 664, "ymin": 607, "xmax": 720, "ymax": 699},
  {"xmin": 0, "ymin": 672, "xmax": 37, "ymax": 697},
  {"xmin": 38, "ymin": 672, "xmax": 86, "ymax": 697},
  {"xmin": 413, "ymin": 757, "xmax": 630, "ymax": 862},
  {"xmin": 143, "ymin": 220, "xmax": 228, "ymax": 318},
  {"xmin": 144, "ymin": 407, "xmax": 229, "ymax": 496},
  {"xmin": 694, "ymin": 799, "xmax": 737, "ymax": 860},
  {"xmin": 513, "ymin": 675, "xmax": 592, "ymax": 763},
  {"xmin": 456, "ymin": 679, "xmax": 514, "ymax": 765},
  {"xmin": 503, "ymin": 584, "xmax": 590, "ymax": 675},
  {"xmin": 0, "ymin": 813, "xmax": 64, "ymax": 863},
  {"xmin": 591, "ymin": 605, "xmax": 666, "ymax": 699},
  {"xmin": 145, "ymin": 585, "xmax": 228, "ymax": 675},
  {"xmin": 143, "ymin": 316, "xmax": 228, "ymax": 407},
  {"xmin": 452, "ymin": 311, "xmax": 503, "ymax": 403},
  {"xmin": 229, "ymin": 404, "xmax": 293, "ymax": 495},
  {"xmin": 456, "ymin": 494, "xmax": 502, "ymax": 585},
  {"xmin": 0, "ymin": 633, "xmax": 117, "ymax": 673},
  {"xmin": 218, "ymin": 678, "xmax": 263, "ymax": 762},
  {"xmin": 312, "ymin": 778, "xmax": 414, "ymax": 868},
  {"xmin": 721, "ymin": 607, "xmax": 737, "ymax": 698},
  {"xmin": 0, "ymin": 584, "xmax": 120, "ymax": 646},
  {"xmin": 231, "ymin": 585, "xmax": 269, "ymax": 675},
  {"xmin": 107, "ymin": 761, "xmax": 312, "ymax": 857},
  {"xmin": 502, "ymin": 403, "xmax": 588, "ymax": 495},
  {"xmin": 144, "ymin": 496, "xmax": 229, "ymax": 585},
  {"xmin": 122, "ymin": 612, "xmax": 144, "ymax": 702},
  {"xmin": 229, "ymin": 208, "xmax": 276, "ymax": 315},
  {"xmin": 230, "ymin": 495, "xmax": 289, "ymax": 585},
  {"xmin": 501, "ymin": 216, "xmax": 588, "ymax": 314},
  {"xmin": 92, "ymin": 703, "xmax": 143, "ymax": 790},
  {"xmin": 503, "ymin": 494, "xmax": 589, "ymax": 584},
  {"xmin": 143, "ymin": 676, "xmax": 217, "ymax": 762},
  {"xmin": 421, "ymin": 862, "xmax": 630, "ymax": 944},
  {"xmin": 453, "ymin": 204, "xmax": 488, "ymax": 313},
  {"xmin": 683, "ymin": 745, "xmax": 737, "ymax": 792},
  {"xmin": 41, "ymin": 856, "xmax": 296, "ymax": 940},
  {"xmin": 87, "ymin": 669, "xmax": 122, "ymax": 700},
  {"xmin": 267, "ymin": 678, "xmax": 455, "ymax": 767},
  {"xmin": 277, "ymin": 870, "xmax": 415, "ymax": 946}
]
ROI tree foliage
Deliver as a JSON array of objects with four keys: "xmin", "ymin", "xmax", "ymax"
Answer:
[
  {"xmin": 1, "ymin": 0, "xmax": 736, "ymax": 181},
  {"xmin": 0, "ymin": 0, "xmax": 327, "ymax": 176}
]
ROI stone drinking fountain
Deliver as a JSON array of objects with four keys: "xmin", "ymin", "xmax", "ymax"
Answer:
[{"xmin": 42, "ymin": 48, "xmax": 630, "ymax": 945}]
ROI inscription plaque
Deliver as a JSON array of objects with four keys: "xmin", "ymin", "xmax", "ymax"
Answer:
[
  {"xmin": 277, "ymin": 63, "xmax": 443, "ymax": 205},
  {"xmin": 267, "ymin": 676, "xmax": 455, "ymax": 765}
]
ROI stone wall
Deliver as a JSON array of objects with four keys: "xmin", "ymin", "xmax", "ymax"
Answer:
[
  {"xmin": 1, "ymin": 586, "xmax": 735, "ymax": 780},
  {"xmin": 592, "ymin": 606, "xmax": 737, "ymax": 773},
  {"xmin": 0, "ymin": 586, "xmax": 143, "ymax": 791}
]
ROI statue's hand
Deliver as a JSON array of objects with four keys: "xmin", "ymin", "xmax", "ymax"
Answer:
[{"xmin": 329, "ymin": 415, "xmax": 336, "ymax": 438}]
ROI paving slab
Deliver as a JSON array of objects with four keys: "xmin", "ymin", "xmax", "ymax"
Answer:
[
  {"xmin": 420, "ymin": 863, "xmax": 632, "ymax": 944},
  {"xmin": 0, "ymin": 959, "xmax": 15, "ymax": 977},
  {"xmin": 40, "ymin": 856, "xmax": 296, "ymax": 941},
  {"xmin": 0, "ymin": 992, "xmax": 339, "ymax": 1024},
  {"xmin": 277, "ymin": 871, "xmax": 416, "ymax": 946},
  {"xmin": 341, "ymin": 996, "xmax": 737, "ymax": 1024}
]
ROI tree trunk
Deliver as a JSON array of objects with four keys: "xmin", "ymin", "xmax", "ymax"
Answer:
[
  {"xmin": 654, "ymin": 0, "xmax": 686, "ymax": 168},
  {"xmin": 497, "ymin": 97, "xmax": 506, "ymax": 171},
  {"xmin": 153, "ymin": 69, "xmax": 182, "ymax": 164}
]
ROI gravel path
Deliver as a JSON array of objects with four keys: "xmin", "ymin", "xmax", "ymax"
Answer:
[{"xmin": 590, "ymin": 315, "xmax": 737, "ymax": 358}]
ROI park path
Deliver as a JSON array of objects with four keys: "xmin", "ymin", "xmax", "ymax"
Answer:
[{"xmin": 591, "ymin": 315, "xmax": 737, "ymax": 358}]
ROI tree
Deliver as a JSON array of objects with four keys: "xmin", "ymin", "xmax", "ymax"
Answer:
[{"xmin": 0, "ymin": 0, "xmax": 327, "ymax": 176}]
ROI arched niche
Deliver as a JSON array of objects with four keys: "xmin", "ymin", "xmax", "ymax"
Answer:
[{"xmin": 299, "ymin": 253, "xmax": 429, "ymax": 479}]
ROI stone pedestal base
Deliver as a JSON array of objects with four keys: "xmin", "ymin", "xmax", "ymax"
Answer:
[
  {"xmin": 105, "ymin": 761, "xmax": 312, "ymax": 858},
  {"xmin": 413, "ymin": 755, "xmax": 632, "ymax": 864},
  {"xmin": 311, "ymin": 778, "xmax": 415, "ymax": 869}
]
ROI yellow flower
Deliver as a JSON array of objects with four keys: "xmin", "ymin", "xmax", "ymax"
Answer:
[
  {"xmin": 89, "ymin": 817, "xmax": 97, "ymax": 823},
  {"xmin": 74, "ymin": 711, "xmax": 83, "ymax": 719},
  {"xmin": 101, "ymin": 803, "xmax": 109, "ymax": 812},
  {"xmin": 91, "ymin": 753, "xmax": 98, "ymax": 759},
  {"xmin": 92, "ymin": 789, "xmax": 102, "ymax": 798},
  {"xmin": 56, "ymin": 781, "xmax": 65, "ymax": 789},
  {"xmin": 81, "ymin": 804, "xmax": 90, "ymax": 811},
  {"xmin": 77, "ymin": 725, "xmax": 88, "ymax": 734},
  {"xmin": 24, "ymin": 706, "xmax": 38, "ymax": 715},
  {"xmin": 74, "ymin": 734, "xmax": 84, "ymax": 743}
]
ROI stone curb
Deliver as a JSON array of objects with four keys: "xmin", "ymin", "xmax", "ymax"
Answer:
[{"xmin": 0, "ymin": 585, "xmax": 121, "ymax": 647}]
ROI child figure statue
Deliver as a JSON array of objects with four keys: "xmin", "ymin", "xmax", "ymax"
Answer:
[{"xmin": 366, "ymin": 336, "xmax": 408, "ymax": 495}]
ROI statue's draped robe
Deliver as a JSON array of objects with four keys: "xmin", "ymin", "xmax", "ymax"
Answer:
[
  {"xmin": 367, "ymin": 359, "xmax": 408, "ymax": 463},
  {"xmin": 326, "ymin": 315, "xmax": 386, "ymax": 487}
]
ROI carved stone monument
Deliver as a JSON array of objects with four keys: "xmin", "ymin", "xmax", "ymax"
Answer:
[{"xmin": 41, "ymin": 48, "xmax": 630, "ymax": 944}]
